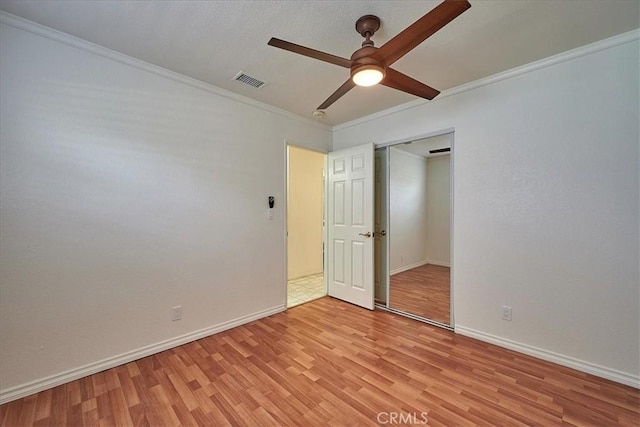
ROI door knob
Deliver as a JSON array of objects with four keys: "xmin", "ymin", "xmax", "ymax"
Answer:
[{"xmin": 359, "ymin": 232, "xmax": 372, "ymax": 238}]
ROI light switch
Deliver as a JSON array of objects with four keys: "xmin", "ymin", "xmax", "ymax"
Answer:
[{"xmin": 267, "ymin": 208, "xmax": 274, "ymax": 220}]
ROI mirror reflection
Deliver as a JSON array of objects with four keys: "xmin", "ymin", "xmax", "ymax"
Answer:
[{"xmin": 387, "ymin": 134, "xmax": 452, "ymax": 325}]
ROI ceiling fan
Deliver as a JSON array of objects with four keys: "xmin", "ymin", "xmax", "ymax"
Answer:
[{"xmin": 267, "ymin": 0, "xmax": 471, "ymax": 111}]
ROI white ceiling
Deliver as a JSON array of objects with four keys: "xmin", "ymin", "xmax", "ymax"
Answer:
[{"xmin": 1, "ymin": 0, "xmax": 638, "ymax": 126}]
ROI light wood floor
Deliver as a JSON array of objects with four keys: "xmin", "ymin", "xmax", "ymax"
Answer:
[
  {"xmin": 390, "ymin": 264, "xmax": 451, "ymax": 324},
  {"xmin": 1, "ymin": 297, "xmax": 638, "ymax": 426}
]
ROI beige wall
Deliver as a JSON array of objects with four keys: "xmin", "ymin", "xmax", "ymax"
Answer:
[
  {"xmin": 0, "ymin": 21, "xmax": 333, "ymax": 399},
  {"xmin": 287, "ymin": 146, "xmax": 325, "ymax": 279},
  {"xmin": 389, "ymin": 148, "xmax": 429, "ymax": 274},
  {"xmin": 425, "ymin": 155, "xmax": 451, "ymax": 266}
]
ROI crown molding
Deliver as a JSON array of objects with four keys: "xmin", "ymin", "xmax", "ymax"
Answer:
[
  {"xmin": 333, "ymin": 28, "xmax": 640, "ymax": 132},
  {"xmin": 0, "ymin": 11, "xmax": 332, "ymax": 132}
]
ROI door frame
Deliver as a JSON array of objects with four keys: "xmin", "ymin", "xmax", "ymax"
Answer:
[
  {"xmin": 284, "ymin": 140, "xmax": 329, "ymax": 307},
  {"xmin": 374, "ymin": 147, "xmax": 390, "ymax": 306}
]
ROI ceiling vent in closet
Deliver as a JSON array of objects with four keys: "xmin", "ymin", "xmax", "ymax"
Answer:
[{"xmin": 429, "ymin": 148, "xmax": 451, "ymax": 154}]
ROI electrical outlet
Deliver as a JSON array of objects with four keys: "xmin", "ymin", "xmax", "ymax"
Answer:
[
  {"xmin": 172, "ymin": 305, "xmax": 182, "ymax": 321},
  {"xmin": 501, "ymin": 305, "xmax": 512, "ymax": 321}
]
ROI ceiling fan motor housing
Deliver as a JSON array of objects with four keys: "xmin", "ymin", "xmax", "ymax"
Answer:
[{"xmin": 350, "ymin": 46, "xmax": 386, "ymax": 82}]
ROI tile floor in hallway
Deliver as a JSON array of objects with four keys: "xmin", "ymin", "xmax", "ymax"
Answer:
[{"xmin": 287, "ymin": 273, "xmax": 325, "ymax": 307}]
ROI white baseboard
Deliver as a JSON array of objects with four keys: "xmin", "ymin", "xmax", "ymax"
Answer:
[
  {"xmin": 426, "ymin": 259, "xmax": 451, "ymax": 268},
  {"xmin": 455, "ymin": 326, "xmax": 640, "ymax": 389},
  {"xmin": 390, "ymin": 260, "xmax": 430, "ymax": 276},
  {"xmin": 390, "ymin": 260, "xmax": 450, "ymax": 275},
  {"xmin": 0, "ymin": 304, "xmax": 286, "ymax": 405}
]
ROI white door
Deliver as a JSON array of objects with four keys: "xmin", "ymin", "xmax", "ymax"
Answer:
[{"xmin": 327, "ymin": 143, "xmax": 374, "ymax": 309}]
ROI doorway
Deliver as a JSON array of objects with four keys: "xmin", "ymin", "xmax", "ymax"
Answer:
[{"xmin": 286, "ymin": 145, "xmax": 327, "ymax": 307}]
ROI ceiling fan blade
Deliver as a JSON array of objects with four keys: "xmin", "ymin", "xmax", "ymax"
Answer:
[
  {"xmin": 374, "ymin": 0, "xmax": 471, "ymax": 66},
  {"xmin": 317, "ymin": 79, "xmax": 357, "ymax": 110},
  {"xmin": 381, "ymin": 68, "xmax": 440, "ymax": 100},
  {"xmin": 268, "ymin": 38, "xmax": 352, "ymax": 68}
]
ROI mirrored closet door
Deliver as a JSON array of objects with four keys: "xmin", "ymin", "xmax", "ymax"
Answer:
[{"xmin": 375, "ymin": 133, "xmax": 453, "ymax": 328}]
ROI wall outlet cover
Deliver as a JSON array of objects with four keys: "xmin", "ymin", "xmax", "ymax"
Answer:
[{"xmin": 501, "ymin": 305, "xmax": 512, "ymax": 321}]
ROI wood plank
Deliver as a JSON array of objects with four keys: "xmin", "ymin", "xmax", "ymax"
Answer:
[
  {"xmin": 1, "ymin": 297, "xmax": 638, "ymax": 426},
  {"xmin": 390, "ymin": 263, "xmax": 451, "ymax": 323}
]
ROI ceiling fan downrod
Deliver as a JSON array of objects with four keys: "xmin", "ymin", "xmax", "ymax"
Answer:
[{"xmin": 355, "ymin": 15, "xmax": 381, "ymax": 48}]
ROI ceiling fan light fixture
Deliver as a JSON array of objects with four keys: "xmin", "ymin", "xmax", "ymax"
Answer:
[
  {"xmin": 352, "ymin": 66, "xmax": 384, "ymax": 87},
  {"xmin": 268, "ymin": 0, "xmax": 471, "ymax": 109}
]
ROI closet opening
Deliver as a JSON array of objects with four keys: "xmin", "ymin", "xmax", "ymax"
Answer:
[{"xmin": 374, "ymin": 132, "xmax": 454, "ymax": 329}]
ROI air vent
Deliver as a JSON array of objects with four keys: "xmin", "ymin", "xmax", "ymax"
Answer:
[
  {"xmin": 232, "ymin": 71, "xmax": 268, "ymax": 89},
  {"xmin": 429, "ymin": 148, "xmax": 451, "ymax": 154}
]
